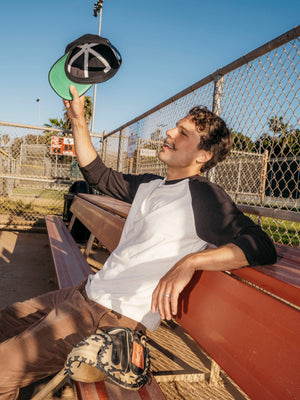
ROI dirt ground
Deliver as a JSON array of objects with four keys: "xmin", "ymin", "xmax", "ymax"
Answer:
[{"xmin": 0, "ymin": 229, "xmax": 249, "ymax": 400}]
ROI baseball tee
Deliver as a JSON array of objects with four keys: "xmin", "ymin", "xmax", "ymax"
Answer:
[{"xmin": 80, "ymin": 156, "xmax": 276, "ymax": 330}]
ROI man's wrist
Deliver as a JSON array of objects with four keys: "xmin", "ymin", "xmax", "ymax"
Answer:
[{"xmin": 71, "ymin": 116, "xmax": 87, "ymax": 129}]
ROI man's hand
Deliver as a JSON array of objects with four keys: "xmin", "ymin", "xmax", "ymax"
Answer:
[
  {"xmin": 151, "ymin": 253, "xmax": 197, "ymax": 320},
  {"xmin": 63, "ymin": 85, "xmax": 86, "ymax": 122},
  {"xmin": 63, "ymin": 85, "xmax": 97, "ymax": 167},
  {"xmin": 151, "ymin": 244, "xmax": 249, "ymax": 321}
]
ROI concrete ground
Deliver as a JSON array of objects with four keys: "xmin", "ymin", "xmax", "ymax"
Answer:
[
  {"xmin": 0, "ymin": 229, "xmax": 249, "ymax": 400},
  {"xmin": 0, "ymin": 229, "xmax": 57, "ymax": 309}
]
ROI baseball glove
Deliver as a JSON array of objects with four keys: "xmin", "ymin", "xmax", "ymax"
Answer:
[{"xmin": 64, "ymin": 327, "xmax": 150, "ymax": 390}]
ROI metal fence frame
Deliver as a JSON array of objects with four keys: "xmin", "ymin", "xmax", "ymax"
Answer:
[{"xmin": 105, "ymin": 26, "xmax": 300, "ymax": 139}]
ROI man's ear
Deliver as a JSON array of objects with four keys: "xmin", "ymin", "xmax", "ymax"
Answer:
[{"xmin": 196, "ymin": 150, "xmax": 213, "ymax": 164}]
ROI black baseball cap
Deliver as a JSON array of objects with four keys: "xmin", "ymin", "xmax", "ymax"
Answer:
[{"xmin": 49, "ymin": 34, "xmax": 122, "ymax": 100}]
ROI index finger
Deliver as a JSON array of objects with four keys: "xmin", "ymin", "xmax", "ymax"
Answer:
[
  {"xmin": 69, "ymin": 85, "xmax": 80, "ymax": 100},
  {"xmin": 151, "ymin": 283, "xmax": 161, "ymax": 313}
]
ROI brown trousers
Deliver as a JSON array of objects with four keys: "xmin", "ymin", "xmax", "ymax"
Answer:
[{"xmin": 0, "ymin": 280, "xmax": 145, "ymax": 400}]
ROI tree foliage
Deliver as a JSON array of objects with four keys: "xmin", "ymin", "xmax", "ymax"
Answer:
[
  {"xmin": 44, "ymin": 96, "xmax": 93, "ymax": 137},
  {"xmin": 256, "ymin": 115, "xmax": 299, "ymax": 157},
  {"xmin": 231, "ymin": 131, "xmax": 255, "ymax": 152}
]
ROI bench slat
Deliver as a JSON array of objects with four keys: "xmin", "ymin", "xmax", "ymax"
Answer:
[
  {"xmin": 45, "ymin": 215, "xmax": 91, "ymax": 288},
  {"xmin": 70, "ymin": 196, "xmax": 125, "ymax": 253},
  {"xmin": 76, "ymin": 377, "xmax": 166, "ymax": 400},
  {"xmin": 176, "ymin": 270, "xmax": 300, "ymax": 400},
  {"xmin": 78, "ymin": 193, "xmax": 131, "ymax": 218},
  {"xmin": 230, "ymin": 265, "xmax": 300, "ymax": 307}
]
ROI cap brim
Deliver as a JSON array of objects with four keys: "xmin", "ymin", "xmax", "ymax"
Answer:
[{"xmin": 49, "ymin": 53, "xmax": 92, "ymax": 100}]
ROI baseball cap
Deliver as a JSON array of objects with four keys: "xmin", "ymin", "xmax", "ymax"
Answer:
[{"xmin": 49, "ymin": 34, "xmax": 122, "ymax": 100}]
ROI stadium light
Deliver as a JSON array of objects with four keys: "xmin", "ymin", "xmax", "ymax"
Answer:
[{"xmin": 94, "ymin": 0, "xmax": 104, "ymax": 18}]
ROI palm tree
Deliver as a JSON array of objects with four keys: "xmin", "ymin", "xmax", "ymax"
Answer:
[
  {"xmin": 45, "ymin": 96, "xmax": 93, "ymax": 134},
  {"xmin": 62, "ymin": 96, "xmax": 92, "ymax": 129}
]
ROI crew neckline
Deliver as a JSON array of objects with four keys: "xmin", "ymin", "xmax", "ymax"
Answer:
[{"xmin": 164, "ymin": 174, "xmax": 199, "ymax": 185}]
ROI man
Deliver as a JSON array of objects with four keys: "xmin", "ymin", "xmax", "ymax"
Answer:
[{"xmin": 0, "ymin": 86, "xmax": 276, "ymax": 399}]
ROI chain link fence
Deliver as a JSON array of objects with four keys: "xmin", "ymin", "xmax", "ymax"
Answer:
[
  {"xmin": 1, "ymin": 27, "xmax": 299, "ymax": 246},
  {"xmin": 102, "ymin": 26, "xmax": 300, "ymax": 246},
  {"xmin": 0, "ymin": 123, "xmax": 101, "ymax": 228}
]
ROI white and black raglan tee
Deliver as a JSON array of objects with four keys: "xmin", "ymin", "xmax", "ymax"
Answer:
[{"xmin": 80, "ymin": 156, "xmax": 276, "ymax": 331}]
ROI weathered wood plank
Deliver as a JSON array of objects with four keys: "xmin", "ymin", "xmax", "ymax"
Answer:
[
  {"xmin": 176, "ymin": 270, "xmax": 300, "ymax": 400},
  {"xmin": 70, "ymin": 196, "xmax": 125, "ymax": 253}
]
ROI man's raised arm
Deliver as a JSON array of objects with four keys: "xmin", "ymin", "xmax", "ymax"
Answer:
[{"xmin": 63, "ymin": 85, "xmax": 98, "ymax": 168}]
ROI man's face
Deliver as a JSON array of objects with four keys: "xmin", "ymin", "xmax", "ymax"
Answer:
[{"xmin": 158, "ymin": 117, "xmax": 207, "ymax": 177}]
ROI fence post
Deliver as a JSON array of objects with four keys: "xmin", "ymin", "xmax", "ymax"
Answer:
[
  {"xmin": 99, "ymin": 130, "xmax": 107, "ymax": 159},
  {"xmin": 212, "ymin": 73, "xmax": 224, "ymax": 117},
  {"xmin": 210, "ymin": 73, "xmax": 224, "ymax": 183},
  {"xmin": 257, "ymin": 150, "xmax": 269, "ymax": 226},
  {"xmin": 260, "ymin": 150, "xmax": 269, "ymax": 206},
  {"xmin": 117, "ymin": 129, "xmax": 125, "ymax": 172},
  {"xmin": 236, "ymin": 159, "xmax": 242, "ymax": 203},
  {"xmin": 136, "ymin": 137, "xmax": 141, "ymax": 174},
  {"xmin": 101, "ymin": 138, "xmax": 107, "ymax": 163}
]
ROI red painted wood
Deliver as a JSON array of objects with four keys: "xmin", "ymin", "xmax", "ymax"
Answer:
[
  {"xmin": 231, "ymin": 265, "xmax": 300, "ymax": 307},
  {"xmin": 176, "ymin": 271, "xmax": 300, "ymax": 400},
  {"xmin": 138, "ymin": 385, "xmax": 154, "ymax": 400},
  {"xmin": 74, "ymin": 375, "xmax": 165, "ymax": 400},
  {"xmin": 95, "ymin": 381, "xmax": 110, "ymax": 400},
  {"xmin": 76, "ymin": 381, "xmax": 110, "ymax": 400},
  {"xmin": 70, "ymin": 197, "xmax": 125, "ymax": 253},
  {"xmin": 78, "ymin": 193, "xmax": 130, "ymax": 218},
  {"xmin": 140, "ymin": 379, "xmax": 167, "ymax": 400},
  {"xmin": 45, "ymin": 215, "xmax": 91, "ymax": 288}
]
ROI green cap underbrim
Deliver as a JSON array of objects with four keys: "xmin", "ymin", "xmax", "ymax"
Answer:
[{"xmin": 48, "ymin": 53, "xmax": 92, "ymax": 100}]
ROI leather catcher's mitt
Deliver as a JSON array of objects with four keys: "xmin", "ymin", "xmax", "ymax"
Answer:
[{"xmin": 64, "ymin": 327, "xmax": 150, "ymax": 390}]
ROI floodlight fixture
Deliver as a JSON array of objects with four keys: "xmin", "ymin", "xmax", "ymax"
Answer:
[{"xmin": 94, "ymin": 0, "xmax": 104, "ymax": 17}]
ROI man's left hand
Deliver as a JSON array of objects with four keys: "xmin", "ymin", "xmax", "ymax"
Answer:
[{"xmin": 151, "ymin": 254, "xmax": 197, "ymax": 320}]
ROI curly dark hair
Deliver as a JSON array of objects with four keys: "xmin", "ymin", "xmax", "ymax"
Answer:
[{"xmin": 188, "ymin": 106, "xmax": 232, "ymax": 172}]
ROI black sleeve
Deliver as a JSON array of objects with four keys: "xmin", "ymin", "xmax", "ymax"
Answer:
[
  {"xmin": 189, "ymin": 178, "xmax": 277, "ymax": 266},
  {"xmin": 79, "ymin": 155, "xmax": 162, "ymax": 203}
]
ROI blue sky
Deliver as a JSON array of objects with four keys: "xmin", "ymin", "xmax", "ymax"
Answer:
[{"xmin": 0, "ymin": 0, "xmax": 298, "ymax": 134}]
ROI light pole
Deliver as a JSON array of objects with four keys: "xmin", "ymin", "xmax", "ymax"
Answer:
[
  {"xmin": 90, "ymin": 0, "xmax": 104, "ymax": 133},
  {"xmin": 36, "ymin": 98, "xmax": 41, "ymax": 144},
  {"xmin": 36, "ymin": 98, "xmax": 40, "ymax": 126}
]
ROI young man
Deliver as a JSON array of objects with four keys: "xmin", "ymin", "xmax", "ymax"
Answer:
[{"xmin": 0, "ymin": 86, "xmax": 276, "ymax": 399}]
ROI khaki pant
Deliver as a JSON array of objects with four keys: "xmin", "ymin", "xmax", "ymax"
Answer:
[{"xmin": 0, "ymin": 280, "xmax": 145, "ymax": 400}]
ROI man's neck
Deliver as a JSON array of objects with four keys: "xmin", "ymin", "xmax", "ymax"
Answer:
[{"xmin": 166, "ymin": 167, "xmax": 201, "ymax": 181}]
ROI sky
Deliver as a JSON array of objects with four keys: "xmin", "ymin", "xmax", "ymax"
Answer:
[{"xmin": 0, "ymin": 0, "xmax": 299, "ymax": 134}]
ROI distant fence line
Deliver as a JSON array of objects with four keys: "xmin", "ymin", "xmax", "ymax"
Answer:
[{"xmin": 0, "ymin": 26, "xmax": 299, "ymax": 246}]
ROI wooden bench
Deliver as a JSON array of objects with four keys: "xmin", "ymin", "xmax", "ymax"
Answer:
[
  {"xmin": 45, "ymin": 210, "xmax": 166, "ymax": 400},
  {"xmin": 46, "ymin": 193, "xmax": 300, "ymax": 400}
]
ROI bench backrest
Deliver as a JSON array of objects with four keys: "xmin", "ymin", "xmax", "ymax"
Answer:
[
  {"xmin": 70, "ymin": 196, "xmax": 125, "ymax": 253},
  {"xmin": 175, "ymin": 269, "xmax": 299, "ymax": 400}
]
